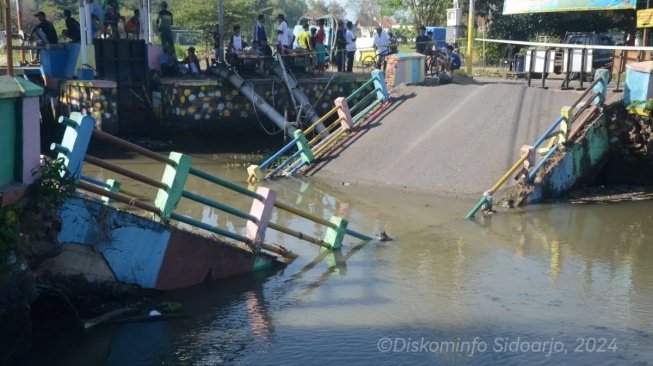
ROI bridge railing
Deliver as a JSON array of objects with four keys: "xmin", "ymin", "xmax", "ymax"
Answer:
[
  {"xmin": 465, "ymin": 69, "xmax": 609, "ymax": 219},
  {"xmin": 247, "ymin": 70, "xmax": 390, "ymax": 181},
  {"xmin": 52, "ymin": 112, "xmax": 373, "ymax": 260}
]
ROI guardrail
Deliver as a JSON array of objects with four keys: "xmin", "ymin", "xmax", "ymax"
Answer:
[
  {"xmin": 247, "ymin": 70, "xmax": 390, "ymax": 182},
  {"xmin": 52, "ymin": 112, "xmax": 374, "ymax": 259},
  {"xmin": 465, "ymin": 69, "xmax": 609, "ymax": 219}
]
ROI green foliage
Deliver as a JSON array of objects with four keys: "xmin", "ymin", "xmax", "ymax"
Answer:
[
  {"xmin": 30, "ymin": 157, "xmax": 76, "ymax": 207},
  {"xmin": 628, "ymin": 99, "xmax": 653, "ymax": 114},
  {"xmin": 0, "ymin": 208, "xmax": 20, "ymax": 273},
  {"xmin": 159, "ymin": 301, "xmax": 183, "ymax": 313}
]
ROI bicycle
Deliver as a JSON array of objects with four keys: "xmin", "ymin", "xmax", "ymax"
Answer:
[
  {"xmin": 425, "ymin": 49, "xmax": 447, "ymax": 77},
  {"xmin": 360, "ymin": 50, "xmax": 390, "ymax": 72}
]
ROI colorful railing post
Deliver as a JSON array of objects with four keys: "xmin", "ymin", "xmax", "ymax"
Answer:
[
  {"xmin": 559, "ymin": 106, "xmax": 573, "ymax": 144},
  {"xmin": 323, "ymin": 216, "xmax": 349, "ymax": 250},
  {"xmin": 592, "ymin": 69, "xmax": 609, "ymax": 105},
  {"xmin": 246, "ymin": 187, "xmax": 276, "ymax": 256},
  {"xmin": 334, "ymin": 97, "xmax": 353, "ymax": 130},
  {"xmin": 53, "ymin": 113, "xmax": 95, "ymax": 182},
  {"xmin": 155, "ymin": 152, "xmax": 192, "ymax": 220},
  {"xmin": 103, "ymin": 179, "xmax": 121, "ymax": 203},
  {"xmin": 371, "ymin": 70, "xmax": 389, "ymax": 102},
  {"xmin": 294, "ymin": 130, "xmax": 314, "ymax": 164}
]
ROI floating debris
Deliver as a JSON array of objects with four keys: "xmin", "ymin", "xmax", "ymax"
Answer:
[{"xmin": 376, "ymin": 231, "xmax": 392, "ymax": 242}]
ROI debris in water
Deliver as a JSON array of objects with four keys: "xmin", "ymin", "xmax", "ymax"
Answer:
[
  {"xmin": 149, "ymin": 310, "xmax": 162, "ymax": 316},
  {"xmin": 376, "ymin": 231, "xmax": 393, "ymax": 242},
  {"xmin": 340, "ymin": 182, "xmax": 350, "ymax": 186}
]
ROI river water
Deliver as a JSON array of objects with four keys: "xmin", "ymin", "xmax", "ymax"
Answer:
[{"xmin": 21, "ymin": 151, "xmax": 653, "ymax": 366}]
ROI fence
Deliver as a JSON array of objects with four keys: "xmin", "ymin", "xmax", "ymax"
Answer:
[
  {"xmin": 465, "ymin": 69, "xmax": 609, "ymax": 219},
  {"xmin": 246, "ymin": 70, "xmax": 390, "ymax": 182},
  {"xmin": 51, "ymin": 112, "xmax": 373, "ymax": 259}
]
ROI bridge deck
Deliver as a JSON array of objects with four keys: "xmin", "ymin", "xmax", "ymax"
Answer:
[{"xmin": 309, "ymin": 77, "xmax": 584, "ymax": 199}]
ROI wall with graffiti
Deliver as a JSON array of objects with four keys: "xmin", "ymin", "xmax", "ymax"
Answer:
[
  {"xmin": 158, "ymin": 76, "xmax": 375, "ymax": 127},
  {"xmin": 60, "ymin": 81, "xmax": 119, "ymax": 135}
]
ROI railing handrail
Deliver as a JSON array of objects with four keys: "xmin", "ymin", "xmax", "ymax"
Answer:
[{"xmin": 465, "ymin": 74, "xmax": 606, "ymax": 219}]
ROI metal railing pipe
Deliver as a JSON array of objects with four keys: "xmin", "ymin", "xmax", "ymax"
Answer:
[
  {"xmin": 91, "ymin": 130, "xmax": 176, "ymax": 165},
  {"xmin": 181, "ymin": 191, "xmax": 257, "ymax": 222},
  {"xmin": 268, "ymin": 222, "xmax": 332, "ymax": 249},
  {"xmin": 346, "ymin": 78, "xmax": 376, "ymax": 102},
  {"xmin": 259, "ymin": 136, "xmax": 301, "ymax": 170},
  {"xmin": 349, "ymin": 88, "xmax": 380, "ymax": 115},
  {"xmin": 304, "ymin": 106, "xmax": 340, "ymax": 135},
  {"xmin": 266, "ymin": 149, "xmax": 303, "ymax": 179},
  {"xmin": 170, "ymin": 212, "xmax": 251, "ymax": 244},
  {"xmin": 78, "ymin": 181, "xmax": 160, "ymax": 214},
  {"xmin": 528, "ymin": 145, "xmax": 558, "ymax": 182},
  {"xmin": 189, "ymin": 167, "xmax": 263, "ymax": 200},
  {"xmin": 309, "ymin": 118, "xmax": 343, "ymax": 146},
  {"xmin": 84, "ymin": 155, "xmax": 168, "ymax": 190}
]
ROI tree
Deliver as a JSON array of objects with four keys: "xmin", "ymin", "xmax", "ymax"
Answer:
[
  {"xmin": 385, "ymin": 0, "xmax": 446, "ymax": 27},
  {"xmin": 348, "ymin": 0, "xmax": 387, "ymax": 26},
  {"xmin": 305, "ymin": 0, "xmax": 329, "ymax": 17},
  {"xmin": 270, "ymin": 0, "xmax": 307, "ymax": 25},
  {"xmin": 327, "ymin": 1, "xmax": 346, "ymax": 22}
]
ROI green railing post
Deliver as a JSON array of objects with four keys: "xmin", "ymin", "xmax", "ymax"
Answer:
[
  {"xmin": 294, "ymin": 130, "xmax": 314, "ymax": 164},
  {"xmin": 155, "ymin": 152, "xmax": 192, "ymax": 220}
]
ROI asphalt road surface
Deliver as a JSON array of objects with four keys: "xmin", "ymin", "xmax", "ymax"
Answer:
[{"xmin": 310, "ymin": 77, "xmax": 584, "ymax": 199}]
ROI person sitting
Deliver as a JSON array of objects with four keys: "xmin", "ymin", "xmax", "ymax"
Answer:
[
  {"xmin": 124, "ymin": 9, "xmax": 140, "ymax": 39},
  {"xmin": 62, "ymin": 9, "xmax": 81, "ymax": 42},
  {"xmin": 443, "ymin": 44, "xmax": 461, "ymax": 72},
  {"xmin": 228, "ymin": 25, "xmax": 248, "ymax": 66},
  {"xmin": 28, "ymin": 11, "xmax": 58, "ymax": 63},
  {"xmin": 181, "ymin": 46, "xmax": 201, "ymax": 77},
  {"xmin": 159, "ymin": 45, "xmax": 181, "ymax": 77}
]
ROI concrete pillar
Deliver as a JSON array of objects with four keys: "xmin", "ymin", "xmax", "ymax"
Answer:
[{"xmin": 0, "ymin": 75, "xmax": 44, "ymax": 189}]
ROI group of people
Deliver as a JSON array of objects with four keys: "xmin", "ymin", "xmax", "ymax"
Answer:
[{"xmin": 415, "ymin": 25, "xmax": 461, "ymax": 73}]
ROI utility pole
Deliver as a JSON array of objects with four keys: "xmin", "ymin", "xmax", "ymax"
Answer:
[
  {"xmin": 4, "ymin": 0, "xmax": 13, "ymax": 75},
  {"xmin": 14, "ymin": 0, "xmax": 24, "ymax": 64},
  {"xmin": 644, "ymin": 0, "xmax": 651, "ymax": 47},
  {"xmin": 466, "ymin": 0, "xmax": 474, "ymax": 75}
]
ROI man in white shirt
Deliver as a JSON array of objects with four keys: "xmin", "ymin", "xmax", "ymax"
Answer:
[
  {"xmin": 277, "ymin": 13, "xmax": 289, "ymax": 53},
  {"xmin": 372, "ymin": 26, "xmax": 390, "ymax": 69},
  {"xmin": 345, "ymin": 21, "xmax": 357, "ymax": 72}
]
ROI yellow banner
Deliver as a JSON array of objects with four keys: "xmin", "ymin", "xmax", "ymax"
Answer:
[
  {"xmin": 503, "ymin": 0, "xmax": 636, "ymax": 14},
  {"xmin": 638, "ymin": 9, "xmax": 653, "ymax": 28}
]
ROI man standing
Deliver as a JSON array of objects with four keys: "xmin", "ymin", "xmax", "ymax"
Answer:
[
  {"xmin": 345, "ymin": 21, "xmax": 356, "ymax": 72},
  {"xmin": 276, "ymin": 14, "xmax": 289, "ymax": 53},
  {"xmin": 156, "ymin": 1, "xmax": 174, "ymax": 49},
  {"xmin": 372, "ymin": 26, "xmax": 389, "ymax": 68},
  {"xmin": 62, "ymin": 9, "xmax": 81, "ymax": 42},
  {"xmin": 415, "ymin": 26, "xmax": 429, "ymax": 54},
  {"xmin": 253, "ymin": 13, "xmax": 266, "ymax": 44},
  {"xmin": 335, "ymin": 20, "xmax": 346, "ymax": 72},
  {"xmin": 297, "ymin": 23, "xmax": 310, "ymax": 50}
]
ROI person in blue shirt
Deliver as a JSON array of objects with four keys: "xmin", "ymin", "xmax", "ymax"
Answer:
[{"xmin": 444, "ymin": 44, "xmax": 461, "ymax": 72}]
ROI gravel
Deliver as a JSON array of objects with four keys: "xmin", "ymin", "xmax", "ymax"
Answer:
[{"xmin": 310, "ymin": 78, "xmax": 584, "ymax": 199}]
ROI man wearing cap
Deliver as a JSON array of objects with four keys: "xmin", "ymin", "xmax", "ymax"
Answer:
[
  {"xmin": 276, "ymin": 14, "xmax": 289, "ymax": 52},
  {"xmin": 27, "ymin": 11, "xmax": 57, "ymax": 63}
]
